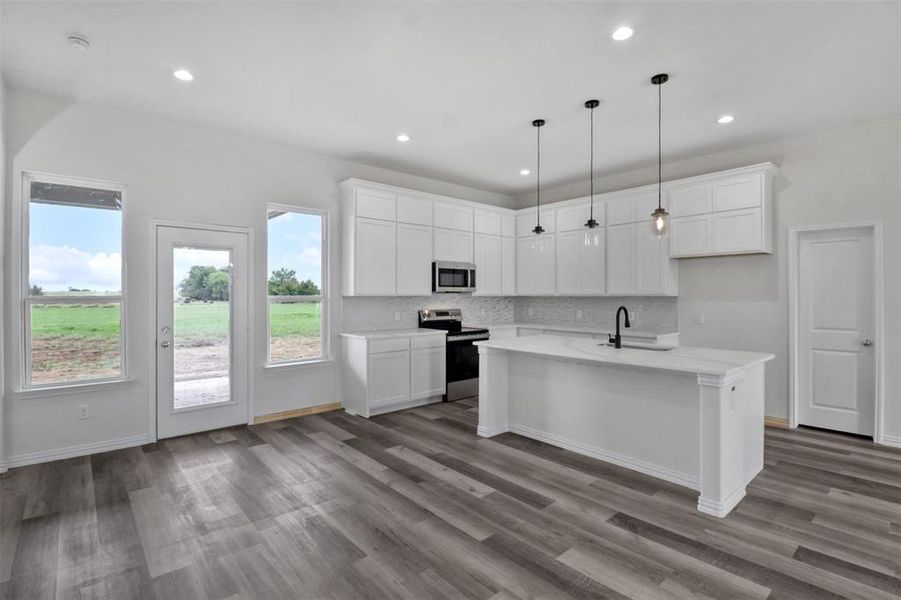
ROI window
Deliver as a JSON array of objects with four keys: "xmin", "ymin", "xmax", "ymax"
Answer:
[
  {"xmin": 23, "ymin": 174, "xmax": 126, "ymax": 387},
  {"xmin": 267, "ymin": 206, "xmax": 327, "ymax": 364}
]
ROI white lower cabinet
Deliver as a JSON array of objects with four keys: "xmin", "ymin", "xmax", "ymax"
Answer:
[{"xmin": 341, "ymin": 333, "xmax": 446, "ymax": 417}]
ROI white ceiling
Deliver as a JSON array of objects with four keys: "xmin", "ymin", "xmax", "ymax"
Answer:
[{"xmin": 2, "ymin": 1, "xmax": 899, "ymax": 195}]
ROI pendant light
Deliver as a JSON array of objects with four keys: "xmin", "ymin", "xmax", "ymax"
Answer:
[
  {"xmin": 650, "ymin": 73, "xmax": 669, "ymax": 237},
  {"xmin": 531, "ymin": 118, "xmax": 546, "ymax": 234},
  {"xmin": 584, "ymin": 99, "xmax": 600, "ymax": 229}
]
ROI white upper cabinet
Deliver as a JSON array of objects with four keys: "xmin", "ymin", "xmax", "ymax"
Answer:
[
  {"xmin": 473, "ymin": 233, "xmax": 502, "ymax": 296},
  {"xmin": 396, "ymin": 222, "xmax": 433, "ymax": 296},
  {"xmin": 501, "ymin": 215, "xmax": 516, "ymax": 238},
  {"xmin": 474, "ymin": 209, "xmax": 502, "ymax": 235},
  {"xmin": 501, "ymin": 236, "xmax": 516, "ymax": 295},
  {"xmin": 353, "ymin": 218, "xmax": 397, "ymax": 295},
  {"xmin": 397, "ymin": 193, "xmax": 433, "ymax": 226},
  {"xmin": 434, "ymin": 228, "xmax": 474, "ymax": 263},
  {"xmin": 355, "ymin": 187, "xmax": 397, "ymax": 221},
  {"xmin": 434, "ymin": 201, "xmax": 474, "ymax": 232},
  {"xmin": 669, "ymin": 163, "xmax": 776, "ymax": 258},
  {"xmin": 557, "ymin": 228, "xmax": 605, "ymax": 295},
  {"xmin": 606, "ymin": 223, "xmax": 636, "ymax": 295},
  {"xmin": 516, "ymin": 234, "xmax": 555, "ymax": 295},
  {"xmin": 516, "ymin": 209, "xmax": 556, "ymax": 236}
]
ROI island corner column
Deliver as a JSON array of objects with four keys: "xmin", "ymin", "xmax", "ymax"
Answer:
[
  {"xmin": 697, "ymin": 369, "xmax": 753, "ymax": 517},
  {"xmin": 477, "ymin": 345, "xmax": 510, "ymax": 437}
]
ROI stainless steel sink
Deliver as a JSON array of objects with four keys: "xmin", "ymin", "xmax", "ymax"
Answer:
[{"xmin": 598, "ymin": 342, "xmax": 674, "ymax": 352}]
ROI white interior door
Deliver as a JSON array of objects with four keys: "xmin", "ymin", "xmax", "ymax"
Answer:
[
  {"xmin": 156, "ymin": 225, "xmax": 250, "ymax": 439},
  {"xmin": 798, "ymin": 227, "xmax": 875, "ymax": 436}
]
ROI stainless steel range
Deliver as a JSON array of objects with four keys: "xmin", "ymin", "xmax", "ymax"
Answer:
[{"xmin": 418, "ymin": 308, "xmax": 489, "ymax": 402}]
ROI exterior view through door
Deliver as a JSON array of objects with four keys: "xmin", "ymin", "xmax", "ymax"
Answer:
[
  {"xmin": 796, "ymin": 225, "xmax": 878, "ymax": 437},
  {"xmin": 156, "ymin": 225, "xmax": 250, "ymax": 439}
]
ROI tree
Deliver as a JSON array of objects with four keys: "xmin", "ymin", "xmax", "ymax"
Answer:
[
  {"xmin": 268, "ymin": 268, "xmax": 319, "ymax": 296},
  {"xmin": 29, "ymin": 284, "xmax": 43, "ymax": 296},
  {"xmin": 178, "ymin": 266, "xmax": 230, "ymax": 301}
]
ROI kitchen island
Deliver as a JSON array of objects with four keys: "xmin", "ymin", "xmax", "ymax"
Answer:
[{"xmin": 476, "ymin": 335, "xmax": 774, "ymax": 517}]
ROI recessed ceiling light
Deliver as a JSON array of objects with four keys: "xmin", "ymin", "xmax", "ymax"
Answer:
[
  {"xmin": 67, "ymin": 35, "xmax": 91, "ymax": 51},
  {"xmin": 173, "ymin": 69, "xmax": 194, "ymax": 82},
  {"xmin": 612, "ymin": 26, "xmax": 633, "ymax": 41},
  {"xmin": 717, "ymin": 114, "xmax": 735, "ymax": 124},
  {"xmin": 520, "ymin": 169, "xmax": 531, "ymax": 176},
  {"xmin": 396, "ymin": 133, "xmax": 411, "ymax": 142}
]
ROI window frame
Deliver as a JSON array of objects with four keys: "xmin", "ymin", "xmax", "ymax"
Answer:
[
  {"xmin": 265, "ymin": 203, "xmax": 329, "ymax": 366},
  {"xmin": 20, "ymin": 171, "xmax": 128, "ymax": 390}
]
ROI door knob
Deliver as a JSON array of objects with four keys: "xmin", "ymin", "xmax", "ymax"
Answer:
[
  {"xmin": 861, "ymin": 339, "xmax": 873, "ymax": 347},
  {"xmin": 159, "ymin": 341, "xmax": 171, "ymax": 348}
]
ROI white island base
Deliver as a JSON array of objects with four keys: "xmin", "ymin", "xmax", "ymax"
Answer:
[{"xmin": 476, "ymin": 336, "xmax": 774, "ymax": 518}]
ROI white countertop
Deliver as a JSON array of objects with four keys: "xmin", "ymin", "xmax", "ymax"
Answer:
[
  {"xmin": 476, "ymin": 334, "xmax": 773, "ymax": 377},
  {"xmin": 339, "ymin": 329, "xmax": 446, "ymax": 340},
  {"xmin": 472, "ymin": 322, "xmax": 678, "ymax": 340}
]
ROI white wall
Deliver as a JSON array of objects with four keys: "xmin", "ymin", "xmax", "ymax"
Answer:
[
  {"xmin": 519, "ymin": 116, "xmax": 901, "ymax": 437},
  {"xmin": 1, "ymin": 87, "xmax": 512, "ymax": 465},
  {"xmin": 0, "ymin": 74, "xmax": 7, "ymax": 468}
]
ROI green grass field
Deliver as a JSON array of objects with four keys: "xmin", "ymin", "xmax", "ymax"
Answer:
[{"xmin": 31, "ymin": 301, "xmax": 321, "ymax": 342}]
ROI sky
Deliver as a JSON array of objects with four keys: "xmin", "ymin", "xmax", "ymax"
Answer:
[{"xmin": 29, "ymin": 203, "xmax": 322, "ymax": 293}]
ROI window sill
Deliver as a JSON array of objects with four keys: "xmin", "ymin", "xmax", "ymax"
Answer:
[
  {"xmin": 13, "ymin": 378, "xmax": 137, "ymax": 400},
  {"xmin": 263, "ymin": 358, "xmax": 334, "ymax": 371}
]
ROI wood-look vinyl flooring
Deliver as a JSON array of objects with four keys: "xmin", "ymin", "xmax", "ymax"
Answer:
[{"xmin": 3, "ymin": 397, "xmax": 901, "ymax": 599}]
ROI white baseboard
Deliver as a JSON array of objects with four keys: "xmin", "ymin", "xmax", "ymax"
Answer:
[
  {"xmin": 879, "ymin": 434, "xmax": 901, "ymax": 449},
  {"xmin": 368, "ymin": 395, "xmax": 442, "ymax": 418},
  {"xmin": 698, "ymin": 486, "xmax": 747, "ymax": 518},
  {"xmin": 0, "ymin": 434, "xmax": 150, "ymax": 470},
  {"xmin": 509, "ymin": 423, "xmax": 699, "ymax": 491},
  {"xmin": 477, "ymin": 423, "xmax": 510, "ymax": 438}
]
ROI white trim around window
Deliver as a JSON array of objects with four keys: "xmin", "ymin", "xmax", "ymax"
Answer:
[
  {"xmin": 18, "ymin": 171, "xmax": 129, "ymax": 391},
  {"xmin": 266, "ymin": 203, "xmax": 329, "ymax": 366}
]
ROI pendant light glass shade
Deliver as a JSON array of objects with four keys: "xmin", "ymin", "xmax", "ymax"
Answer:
[
  {"xmin": 584, "ymin": 99, "xmax": 600, "ymax": 229},
  {"xmin": 650, "ymin": 73, "xmax": 669, "ymax": 238},
  {"xmin": 532, "ymin": 119, "xmax": 546, "ymax": 235}
]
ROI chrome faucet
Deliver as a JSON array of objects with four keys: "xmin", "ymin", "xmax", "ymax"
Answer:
[{"xmin": 609, "ymin": 306, "xmax": 631, "ymax": 349}]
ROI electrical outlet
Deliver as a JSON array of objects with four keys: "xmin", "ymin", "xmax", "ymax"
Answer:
[
  {"xmin": 394, "ymin": 311, "xmax": 400, "ymax": 321},
  {"xmin": 576, "ymin": 309, "xmax": 583, "ymax": 320},
  {"xmin": 77, "ymin": 403, "xmax": 90, "ymax": 420}
]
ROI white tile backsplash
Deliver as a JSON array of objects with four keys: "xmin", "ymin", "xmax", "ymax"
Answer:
[
  {"xmin": 513, "ymin": 297, "xmax": 678, "ymax": 332},
  {"xmin": 341, "ymin": 296, "xmax": 514, "ymax": 331},
  {"xmin": 341, "ymin": 295, "xmax": 677, "ymax": 333}
]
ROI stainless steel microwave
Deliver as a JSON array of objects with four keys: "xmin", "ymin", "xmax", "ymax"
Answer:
[{"xmin": 432, "ymin": 261, "xmax": 476, "ymax": 293}]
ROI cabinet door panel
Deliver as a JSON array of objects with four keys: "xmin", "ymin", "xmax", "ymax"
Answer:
[
  {"xmin": 501, "ymin": 236, "xmax": 516, "ymax": 295},
  {"xmin": 670, "ymin": 214, "xmax": 714, "ymax": 257},
  {"xmin": 634, "ymin": 192, "xmax": 663, "ymax": 223},
  {"xmin": 606, "ymin": 223, "xmax": 635, "ymax": 294},
  {"xmin": 501, "ymin": 215, "xmax": 516, "ymax": 238},
  {"xmin": 474, "ymin": 210, "xmax": 502, "ymax": 235},
  {"xmin": 606, "ymin": 197, "xmax": 635, "ymax": 225},
  {"xmin": 714, "ymin": 208, "xmax": 763, "ymax": 252},
  {"xmin": 433, "ymin": 228, "xmax": 453, "ymax": 261},
  {"xmin": 556, "ymin": 230, "xmax": 581, "ymax": 295},
  {"xmin": 582, "ymin": 228, "xmax": 605, "ymax": 295},
  {"xmin": 714, "ymin": 176, "xmax": 761, "ymax": 212},
  {"xmin": 516, "ymin": 237, "xmax": 536, "ymax": 295},
  {"xmin": 669, "ymin": 184, "xmax": 712, "ymax": 217},
  {"xmin": 474, "ymin": 234, "xmax": 501, "ymax": 295},
  {"xmin": 536, "ymin": 234, "xmax": 556, "ymax": 295},
  {"xmin": 516, "ymin": 209, "xmax": 556, "ymax": 236},
  {"xmin": 397, "ymin": 194, "xmax": 432, "ymax": 225},
  {"xmin": 368, "ymin": 350, "xmax": 410, "ymax": 407},
  {"xmin": 453, "ymin": 205, "xmax": 474, "ymax": 231},
  {"xmin": 556, "ymin": 204, "xmax": 587, "ymax": 231},
  {"xmin": 452, "ymin": 230, "xmax": 474, "ymax": 262},
  {"xmin": 397, "ymin": 223, "xmax": 433, "ymax": 295},
  {"xmin": 356, "ymin": 188, "xmax": 396, "ymax": 221},
  {"xmin": 355, "ymin": 218, "xmax": 397, "ymax": 294},
  {"xmin": 411, "ymin": 347, "xmax": 446, "ymax": 399},
  {"xmin": 636, "ymin": 227, "xmax": 666, "ymax": 295}
]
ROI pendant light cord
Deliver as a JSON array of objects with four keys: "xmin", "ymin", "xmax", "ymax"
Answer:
[
  {"xmin": 589, "ymin": 105, "xmax": 594, "ymax": 220},
  {"xmin": 657, "ymin": 81, "xmax": 662, "ymax": 211},
  {"xmin": 536, "ymin": 124, "xmax": 541, "ymax": 226}
]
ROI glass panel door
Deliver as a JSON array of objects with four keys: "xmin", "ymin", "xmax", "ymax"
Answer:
[{"xmin": 156, "ymin": 225, "xmax": 249, "ymax": 439}]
